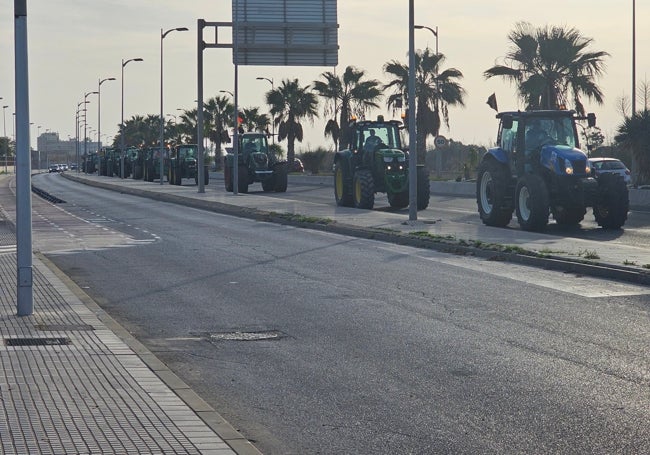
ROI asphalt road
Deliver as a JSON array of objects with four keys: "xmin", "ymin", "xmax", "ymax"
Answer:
[{"xmin": 18, "ymin": 173, "xmax": 650, "ymax": 454}]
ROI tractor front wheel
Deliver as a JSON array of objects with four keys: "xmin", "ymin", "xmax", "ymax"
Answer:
[
  {"xmin": 273, "ymin": 163, "xmax": 288, "ymax": 192},
  {"xmin": 477, "ymin": 159, "xmax": 513, "ymax": 227},
  {"xmin": 353, "ymin": 169, "xmax": 374, "ymax": 209},
  {"xmin": 515, "ymin": 174, "xmax": 549, "ymax": 231},
  {"xmin": 237, "ymin": 165, "xmax": 249, "ymax": 193},
  {"xmin": 334, "ymin": 161, "xmax": 353, "ymax": 207}
]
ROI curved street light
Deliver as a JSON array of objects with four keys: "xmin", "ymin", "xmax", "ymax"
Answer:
[
  {"xmin": 219, "ymin": 90, "xmax": 234, "ymax": 97},
  {"xmin": 256, "ymin": 77, "xmax": 275, "ymax": 144},
  {"xmin": 160, "ymin": 27, "xmax": 189, "ymax": 185},
  {"xmin": 121, "ymin": 57, "xmax": 144, "ymax": 178},
  {"xmin": 98, "ymin": 77, "xmax": 116, "ymax": 172},
  {"xmin": 83, "ymin": 91, "xmax": 98, "ymax": 173}
]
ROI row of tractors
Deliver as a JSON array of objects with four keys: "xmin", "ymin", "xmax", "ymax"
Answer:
[{"xmin": 82, "ymin": 144, "xmax": 210, "ymax": 186}]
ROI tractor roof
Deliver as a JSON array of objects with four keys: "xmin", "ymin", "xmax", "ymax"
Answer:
[{"xmin": 496, "ymin": 110, "xmax": 577, "ymax": 120}]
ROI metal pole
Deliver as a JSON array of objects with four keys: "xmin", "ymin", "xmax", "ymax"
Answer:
[
  {"xmin": 98, "ymin": 77, "xmax": 115, "ymax": 175},
  {"xmin": 121, "ymin": 58, "xmax": 143, "ymax": 179},
  {"xmin": 408, "ymin": 0, "xmax": 417, "ymax": 221},
  {"xmin": 159, "ymin": 27, "xmax": 188, "ymax": 186},
  {"xmin": 233, "ymin": 0, "xmax": 240, "ymax": 195},
  {"xmin": 14, "ymin": 0, "xmax": 33, "ymax": 315},
  {"xmin": 3, "ymin": 105, "xmax": 8, "ymax": 172},
  {"xmin": 197, "ymin": 19, "xmax": 205, "ymax": 193}
]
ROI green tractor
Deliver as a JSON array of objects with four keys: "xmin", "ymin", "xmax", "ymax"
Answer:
[
  {"xmin": 167, "ymin": 144, "xmax": 210, "ymax": 186},
  {"xmin": 143, "ymin": 147, "xmax": 168, "ymax": 182},
  {"xmin": 333, "ymin": 116, "xmax": 430, "ymax": 210},
  {"xmin": 223, "ymin": 132, "xmax": 287, "ymax": 193},
  {"xmin": 128, "ymin": 147, "xmax": 144, "ymax": 180},
  {"xmin": 98, "ymin": 147, "xmax": 118, "ymax": 176}
]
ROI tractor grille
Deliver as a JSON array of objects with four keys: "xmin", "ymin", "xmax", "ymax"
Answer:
[{"xmin": 253, "ymin": 153, "xmax": 269, "ymax": 168}]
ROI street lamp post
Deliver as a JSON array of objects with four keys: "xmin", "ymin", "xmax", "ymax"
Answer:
[
  {"xmin": 160, "ymin": 27, "xmax": 188, "ymax": 185},
  {"xmin": 76, "ymin": 101, "xmax": 88, "ymax": 173},
  {"xmin": 121, "ymin": 58, "xmax": 143, "ymax": 179},
  {"xmin": 256, "ymin": 77, "xmax": 275, "ymax": 144},
  {"xmin": 2, "ymin": 105, "xmax": 8, "ymax": 172},
  {"xmin": 83, "ymin": 91, "xmax": 98, "ymax": 173},
  {"xmin": 98, "ymin": 77, "xmax": 115, "ymax": 174}
]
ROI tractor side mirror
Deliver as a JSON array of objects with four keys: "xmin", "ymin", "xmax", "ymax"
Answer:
[
  {"xmin": 587, "ymin": 113, "xmax": 596, "ymax": 128},
  {"xmin": 501, "ymin": 115, "xmax": 513, "ymax": 130}
]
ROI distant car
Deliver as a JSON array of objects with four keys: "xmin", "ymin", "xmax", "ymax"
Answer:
[
  {"xmin": 69, "ymin": 163, "xmax": 78, "ymax": 170},
  {"xmin": 48, "ymin": 164, "xmax": 60, "ymax": 173},
  {"xmin": 290, "ymin": 158, "xmax": 304, "ymax": 173},
  {"xmin": 589, "ymin": 157, "xmax": 631, "ymax": 185},
  {"xmin": 60, "ymin": 164, "xmax": 69, "ymax": 171}
]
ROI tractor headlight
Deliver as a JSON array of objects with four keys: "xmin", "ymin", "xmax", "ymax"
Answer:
[
  {"xmin": 564, "ymin": 159, "xmax": 574, "ymax": 175},
  {"xmin": 585, "ymin": 161, "xmax": 591, "ymax": 174},
  {"xmin": 386, "ymin": 164, "xmax": 392, "ymax": 171}
]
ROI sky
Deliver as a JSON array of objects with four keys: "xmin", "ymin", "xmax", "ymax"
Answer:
[{"xmin": 1, "ymin": 1, "xmax": 648, "ymax": 152}]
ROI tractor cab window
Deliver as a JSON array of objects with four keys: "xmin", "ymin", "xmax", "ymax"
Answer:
[
  {"xmin": 525, "ymin": 117, "xmax": 576, "ymax": 152},
  {"xmin": 241, "ymin": 136, "xmax": 267, "ymax": 154},
  {"xmin": 181, "ymin": 147, "xmax": 196, "ymax": 158},
  {"xmin": 499, "ymin": 119, "xmax": 518, "ymax": 153},
  {"xmin": 360, "ymin": 124, "xmax": 400, "ymax": 152}
]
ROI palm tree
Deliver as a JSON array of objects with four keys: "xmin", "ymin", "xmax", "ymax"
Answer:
[
  {"xmin": 313, "ymin": 66, "xmax": 382, "ymax": 150},
  {"xmin": 204, "ymin": 96, "xmax": 233, "ymax": 155},
  {"xmin": 240, "ymin": 107, "xmax": 271, "ymax": 134},
  {"xmin": 384, "ymin": 49, "xmax": 466, "ymax": 164},
  {"xmin": 266, "ymin": 78, "xmax": 319, "ymax": 164},
  {"xmin": 615, "ymin": 109, "xmax": 650, "ymax": 185},
  {"xmin": 484, "ymin": 22, "xmax": 608, "ymax": 114}
]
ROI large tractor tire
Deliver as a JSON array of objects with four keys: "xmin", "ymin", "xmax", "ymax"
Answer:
[
  {"xmin": 387, "ymin": 191, "xmax": 409, "ymax": 209},
  {"xmin": 237, "ymin": 165, "xmax": 249, "ymax": 193},
  {"xmin": 273, "ymin": 163, "xmax": 288, "ymax": 192},
  {"xmin": 174, "ymin": 167, "xmax": 182, "ymax": 185},
  {"xmin": 353, "ymin": 169, "xmax": 374, "ymax": 209},
  {"xmin": 224, "ymin": 166, "xmax": 233, "ymax": 191},
  {"xmin": 593, "ymin": 173, "xmax": 629, "ymax": 229},
  {"xmin": 334, "ymin": 161, "xmax": 354, "ymax": 207},
  {"xmin": 552, "ymin": 205, "xmax": 585, "ymax": 226},
  {"xmin": 417, "ymin": 166, "xmax": 430, "ymax": 210},
  {"xmin": 477, "ymin": 159, "xmax": 513, "ymax": 227},
  {"xmin": 515, "ymin": 174, "xmax": 550, "ymax": 231}
]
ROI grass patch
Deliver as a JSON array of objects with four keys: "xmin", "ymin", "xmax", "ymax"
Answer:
[
  {"xmin": 643, "ymin": 264, "xmax": 650, "ymax": 269},
  {"xmin": 623, "ymin": 260, "xmax": 637, "ymax": 266},
  {"xmin": 271, "ymin": 212, "xmax": 332, "ymax": 225},
  {"xmin": 578, "ymin": 249, "xmax": 600, "ymax": 260}
]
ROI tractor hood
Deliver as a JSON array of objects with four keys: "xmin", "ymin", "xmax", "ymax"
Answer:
[
  {"xmin": 540, "ymin": 144, "xmax": 589, "ymax": 176},
  {"xmin": 376, "ymin": 147, "xmax": 406, "ymax": 160}
]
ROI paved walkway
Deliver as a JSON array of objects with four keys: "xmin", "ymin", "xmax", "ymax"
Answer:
[{"xmin": 0, "ymin": 174, "xmax": 259, "ymax": 454}]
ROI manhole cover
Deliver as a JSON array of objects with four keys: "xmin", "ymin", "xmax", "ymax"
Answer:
[
  {"xmin": 208, "ymin": 330, "xmax": 284, "ymax": 342},
  {"xmin": 5, "ymin": 337, "xmax": 71, "ymax": 346},
  {"xmin": 35, "ymin": 323, "xmax": 94, "ymax": 332}
]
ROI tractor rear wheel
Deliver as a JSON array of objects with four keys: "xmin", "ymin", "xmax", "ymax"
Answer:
[
  {"xmin": 593, "ymin": 173, "xmax": 629, "ymax": 229},
  {"xmin": 334, "ymin": 162, "xmax": 353, "ymax": 207},
  {"xmin": 224, "ymin": 166, "xmax": 233, "ymax": 191},
  {"xmin": 174, "ymin": 168, "xmax": 182, "ymax": 185},
  {"xmin": 477, "ymin": 159, "xmax": 512, "ymax": 227},
  {"xmin": 417, "ymin": 167, "xmax": 430, "ymax": 210},
  {"xmin": 237, "ymin": 165, "xmax": 249, "ymax": 193},
  {"xmin": 515, "ymin": 174, "xmax": 549, "ymax": 231},
  {"xmin": 353, "ymin": 169, "xmax": 374, "ymax": 209},
  {"xmin": 273, "ymin": 163, "xmax": 288, "ymax": 192}
]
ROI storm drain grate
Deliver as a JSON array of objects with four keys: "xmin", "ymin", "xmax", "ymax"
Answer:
[
  {"xmin": 4, "ymin": 337, "xmax": 71, "ymax": 347},
  {"xmin": 208, "ymin": 330, "xmax": 285, "ymax": 342},
  {"xmin": 35, "ymin": 323, "xmax": 94, "ymax": 332}
]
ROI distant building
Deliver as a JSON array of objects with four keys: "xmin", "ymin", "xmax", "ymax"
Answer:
[{"xmin": 35, "ymin": 132, "xmax": 101, "ymax": 169}]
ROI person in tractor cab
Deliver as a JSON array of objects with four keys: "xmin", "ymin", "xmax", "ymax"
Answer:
[
  {"xmin": 363, "ymin": 129, "xmax": 383, "ymax": 151},
  {"xmin": 525, "ymin": 118, "xmax": 553, "ymax": 156}
]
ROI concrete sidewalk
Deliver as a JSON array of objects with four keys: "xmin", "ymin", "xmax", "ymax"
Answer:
[{"xmin": 0, "ymin": 176, "xmax": 260, "ymax": 454}]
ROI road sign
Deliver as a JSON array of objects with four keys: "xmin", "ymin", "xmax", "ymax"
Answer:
[
  {"xmin": 434, "ymin": 135, "xmax": 447, "ymax": 148},
  {"xmin": 233, "ymin": 0, "xmax": 339, "ymax": 66}
]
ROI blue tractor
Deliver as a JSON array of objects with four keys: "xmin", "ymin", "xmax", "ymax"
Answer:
[{"xmin": 476, "ymin": 110, "xmax": 628, "ymax": 231}]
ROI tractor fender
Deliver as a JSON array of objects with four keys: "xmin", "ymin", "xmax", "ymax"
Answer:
[{"xmin": 482, "ymin": 147, "xmax": 509, "ymax": 165}]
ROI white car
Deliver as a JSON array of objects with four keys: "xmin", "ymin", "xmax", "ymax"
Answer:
[{"xmin": 589, "ymin": 157, "xmax": 631, "ymax": 185}]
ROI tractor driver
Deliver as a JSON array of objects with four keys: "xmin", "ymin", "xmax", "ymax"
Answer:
[
  {"xmin": 525, "ymin": 119, "xmax": 553, "ymax": 156},
  {"xmin": 363, "ymin": 129, "xmax": 383, "ymax": 151}
]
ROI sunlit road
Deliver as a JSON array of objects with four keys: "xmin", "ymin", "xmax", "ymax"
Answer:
[{"xmin": 9, "ymin": 173, "xmax": 650, "ymax": 454}]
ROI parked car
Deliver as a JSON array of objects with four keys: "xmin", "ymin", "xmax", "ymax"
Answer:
[
  {"xmin": 589, "ymin": 157, "xmax": 631, "ymax": 185},
  {"xmin": 48, "ymin": 164, "xmax": 60, "ymax": 173},
  {"xmin": 290, "ymin": 158, "xmax": 304, "ymax": 173}
]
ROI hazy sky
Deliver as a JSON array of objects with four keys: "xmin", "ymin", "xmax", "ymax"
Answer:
[{"xmin": 0, "ymin": 1, "xmax": 647, "ymax": 151}]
